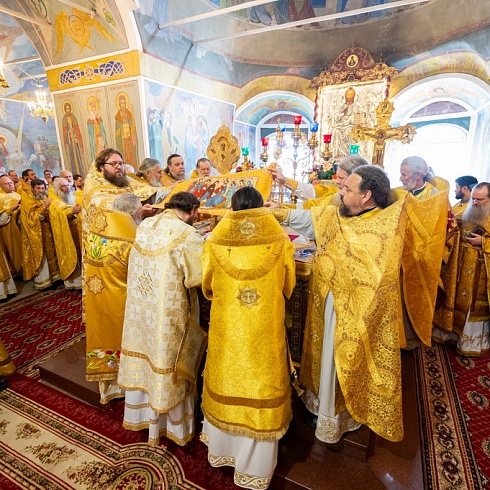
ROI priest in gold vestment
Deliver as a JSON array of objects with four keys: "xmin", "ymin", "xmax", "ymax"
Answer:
[
  {"xmin": 20, "ymin": 179, "xmax": 60, "ymax": 289},
  {"xmin": 433, "ymin": 182, "xmax": 490, "ymax": 355},
  {"xmin": 395, "ymin": 156, "xmax": 450, "ymax": 348},
  {"xmin": 118, "ymin": 192, "xmax": 205, "ymax": 446},
  {"xmin": 0, "ymin": 175, "xmax": 22, "ymax": 276},
  {"xmin": 82, "ymin": 148, "xmax": 156, "ymax": 241},
  {"xmin": 273, "ymin": 166, "xmax": 407, "ymax": 443},
  {"xmin": 85, "ymin": 194, "xmax": 142, "ymax": 404},
  {"xmin": 201, "ymin": 187, "xmax": 296, "ymax": 490},
  {"xmin": 451, "ymin": 175, "xmax": 477, "ymax": 219},
  {"xmin": 50, "ymin": 178, "xmax": 82, "ymax": 289}
]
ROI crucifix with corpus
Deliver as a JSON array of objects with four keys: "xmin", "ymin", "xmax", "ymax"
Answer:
[{"xmin": 350, "ymin": 99, "xmax": 416, "ymax": 168}]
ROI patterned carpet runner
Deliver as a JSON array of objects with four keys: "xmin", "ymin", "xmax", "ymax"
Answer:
[
  {"xmin": 414, "ymin": 343, "xmax": 490, "ymax": 489},
  {"xmin": 0, "ymin": 287, "xmax": 237, "ymax": 489},
  {"xmin": 0, "ymin": 287, "xmax": 84, "ymax": 378},
  {"xmin": 0, "ymin": 374, "xmax": 236, "ymax": 489}
]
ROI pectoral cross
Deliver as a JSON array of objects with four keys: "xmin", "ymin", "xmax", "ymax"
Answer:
[{"xmin": 350, "ymin": 99, "xmax": 416, "ymax": 168}]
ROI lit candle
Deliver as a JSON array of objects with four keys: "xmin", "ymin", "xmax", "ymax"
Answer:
[
  {"xmin": 294, "ymin": 115, "xmax": 302, "ymax": 125},
  {"xmin": 349, "ymin": 144, "xmax": 360, "ymax": 154},
  {"xmin": 241, "ymin": 147, "xmax": 249, "ymax": 156},
  {"xmin": 310, "ymin": 123, "xmax": 319, "ymax": 132},
  {"xmin": 323, "ymin": 134, "xmax": 332, "ymax": 144},
  {"xmin": 261, "ymin": 137, "xmax": 269, "ymax": 147}
]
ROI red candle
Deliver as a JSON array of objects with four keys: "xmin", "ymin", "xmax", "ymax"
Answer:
[
  {"xmin": 323, "ymin": 134, "xmax": 332, "ymax": 144},
  {"xmin": 261, "ymin": 137, "xmax": 269, "ymax": 147},
  {"xmin": 294, "ymin": 115, "xmax": 302, "ymax": 125}
]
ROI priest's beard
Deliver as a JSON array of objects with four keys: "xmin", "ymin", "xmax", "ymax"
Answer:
[
  {"xmin": 33, "ymin": 190, "xmax": 48, "ymax": 200},
  {"xmin": 103, "ymin": 168, "xmax": 129, "ymax": 188},
  {"xmin": 56, "ymin": 189, "xmax": 76, "ymax": 205},
  {"xmin": 148, "ymin": 174, "xmax": 162, "ymax": 187},
  {"xmin": 401, "ymin": 175, "xmax": 418, "ymax": 191},
  {"xmin": 463, "ymin": 201, "xmax": 490, "ymax": 227}
]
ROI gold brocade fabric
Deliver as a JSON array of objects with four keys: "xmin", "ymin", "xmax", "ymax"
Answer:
[
  {"xmin": 312, "ymin": 183, "xmax": 339, "ymax": 199},
  {"xmin": 201, "ymin": 208, "xmax": 296, "ymax": 440},
  {"xmin": 118, "ymin": 210, "xmax": 205, "ymax": 413},
  {"xmin": 451, "ymin": 201, "xmax": 469, "ymax": 219},
  {"xmin": 0, "ymin": 338, "xmax": 15, "ymax": 377},
  {"xmin": 0, "ymin": 238, "xmax": 10, "ymax": 282},
  {"xmin": 20, "ymin": 193, "xmax": 45, "ymax": 281},
  {"xmin": 433, "ymin": 227, "xmax": 461, "ymax": 331},
  {"xmin": 160, "ymin": 171, "xmax": 179, "ymax": 187},
  {"xmin": 399, "ymin": 183, "xmax": 449, "ymax": 346},
  {"xmin": 84, "ymin": 163, "xmax": 156, "ymax": 200},
  {"xmin": 0, "ymin": 191, "xmax": 22, "ymax": 274},
  {"xmin": 85, "ymin": 209, "xmax": 137, "ymax": 383},
  {"xmin": 302, "ymin": 190, "xmax": 338, "ymax": 210},
  {"xmin": 82, "ymin": 165, "xmax": 156, "ymax": 239},
  {"xmin": 300, "ymin": 201, "xmax": 407, "ymax": 442},
  {"xmin": 49, "ymin": 196, "xmax": 78, "ymax": 281},
  {"xmin": 452, "ymin": 219, "xmax": 490, "ymax": 330}
]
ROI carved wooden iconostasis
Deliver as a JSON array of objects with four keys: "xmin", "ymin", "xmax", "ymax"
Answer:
[{"xmin": 312, "ymin": 46, "xmax": 398, "ymax": 162}]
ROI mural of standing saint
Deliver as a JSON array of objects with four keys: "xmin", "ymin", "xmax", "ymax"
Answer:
[
  {"xmin": 62, "ymin": 100, "xmax": 84, "ymax": 175},
  {"xmin": 87, "ymin": 96, "xmax": 107, "ymax": 163},
  {"xmin": 0, "ymin": 135, "xmax": 9, "ymax": 168},
  {"xmin": 114, "ymin": 92, "xmax": 137, "ymax": 168}
]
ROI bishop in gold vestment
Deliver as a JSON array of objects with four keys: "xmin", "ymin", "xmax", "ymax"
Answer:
[
  {"xmin": 118, "ymin": 193, "xmax": 205, "ymax": 446},
  {"xmin": 201, "ymin": 198, "xmax": 296, "ymax": 489}
]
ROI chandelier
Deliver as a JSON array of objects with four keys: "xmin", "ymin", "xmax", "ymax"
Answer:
[{"xmin": 28, "ymin": 90, "xmax": 54, "ymax": 123}]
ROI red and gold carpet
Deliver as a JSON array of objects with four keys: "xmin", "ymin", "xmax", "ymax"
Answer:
[
  {"xmin": 415, "ymin": 343, "xmax": 490, "ymax": 489},
  {"xmin": 0, "ymin": 287, "xmax": 84, "ymax": 378},
  {"xmin": 0, "ymin": 288, "xmax": 238, "ymax": 489},
  {"xmin": 0, "ymin": 374, "xmax": 236, "ymax": 489}
]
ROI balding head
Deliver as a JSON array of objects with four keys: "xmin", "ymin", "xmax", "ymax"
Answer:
[
  {"xmin": 59, "ymin": 170, "xmax": 73, "ymax": 184},
  {"xmin": 0, "ymin": 174, "xmax": 15, "ymax": 193}
]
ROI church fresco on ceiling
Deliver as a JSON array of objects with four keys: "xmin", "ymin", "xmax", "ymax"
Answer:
[
  {"xmin": 0, "ymin": 12, "xmax": 46, "ymax": 98},
  {"xmin": 7, "ymin": 0, "xmax": 128, "ymax": 65},
  {"xmin": 134, "ymin": 0, "xmax": 444, "ymax": 87},
  {"xmin": 206, "ymin": 0, "xmax": 426, "ymax": 28},
  {"xmin": 237, "ymin": 95, "xmax": 313, "ymax": 127}
]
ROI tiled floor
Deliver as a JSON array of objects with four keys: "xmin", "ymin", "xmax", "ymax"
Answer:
[{"xmin": 2, "ymin": 278, "xmax": 37, "ymax": 305}]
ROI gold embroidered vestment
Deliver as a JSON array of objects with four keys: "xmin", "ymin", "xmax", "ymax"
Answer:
[
  {"xmin": 201, "ymin": 207, "xmax": 296, "ymax": 440},
  {"xmin": 300, "ymin": 201, "xmax": 406, "ymax": 442}
]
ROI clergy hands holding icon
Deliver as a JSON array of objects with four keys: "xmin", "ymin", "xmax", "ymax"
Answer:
[{"xmin": 72, "ymin": 204, "xmax": 82, "ymax": 214}]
